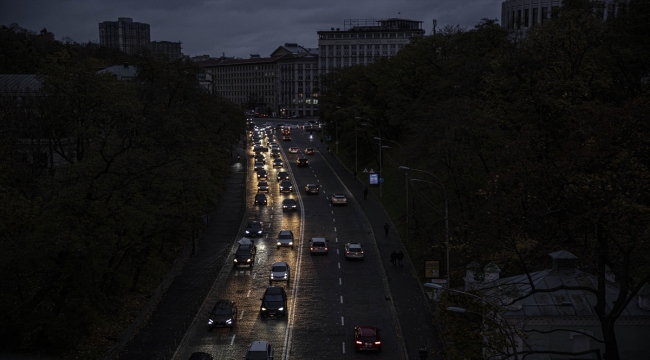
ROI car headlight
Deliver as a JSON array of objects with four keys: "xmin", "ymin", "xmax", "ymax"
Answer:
[
  {"xmin": 288, "ymin": 242, "xmax": 293, "ymax": 245},
  {"xmin": 226, "ymin": 319, "xmax": 232, "ymax": 324},
  {"xmin": 208, "ymin": 319, "xmax": 213, "ymax": 325},
  {"xmin": 258, "ymin": 230, "xmax": 262, "ymax": 234},
  {"xmin": 261, "ymin": 307, "xmax": 267, "ymax": 311},
  {"xmin": 245, "ymin": 230, "xmax": 250, "ymax": 234},
  {"xmin": 246, "ymin": 259, "xmax": 251, "ymax": 262},
  {"xmin": 234, "ymin": 259, "xmax": 238, "ymax": 262},
  {"xmin": 277, "ymin": 242, "xmax": 281, "ymax": 246},
  {"xmin": 278, "ymin": 307, "xmax": 284, "ymax": 311},
  {"xmin": 284, "ymin": 274, "xmax": 288, "ymax": 279}
]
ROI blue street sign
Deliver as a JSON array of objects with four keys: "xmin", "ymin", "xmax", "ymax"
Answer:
[{"xmin": 369, "ymin": 173, "xmax": 379, "ymax": 185}]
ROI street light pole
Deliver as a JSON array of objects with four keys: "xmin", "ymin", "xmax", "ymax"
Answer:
[{"xmin": 403, "ymin": 168, "xmax": 449, "ymax": 288}]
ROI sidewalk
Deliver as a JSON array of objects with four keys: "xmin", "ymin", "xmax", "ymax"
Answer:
[
  {"xmin": 313, "ymin": 135, "xmax": 440, "ymax": 359},
  {"xmin": 115, "ymin": 149, "xmax": 247, "ymax": 360}
]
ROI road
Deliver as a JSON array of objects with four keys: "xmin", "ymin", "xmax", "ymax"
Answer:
[{"xmin": 174, "ymin": 121, "xmax": 406, "ymax": 359}]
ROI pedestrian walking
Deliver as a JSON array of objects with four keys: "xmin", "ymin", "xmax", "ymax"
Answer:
[
  {"xmin": 397, "ymin": 251, "xmax": 404, "ymax": 267},
  {"xmin": 363, "ymin": 185, "xmax": 368, "ymax": 200},
  {"xmin": 391, "ymin": 251, "xmax": 397, "ymax": 266},
  {"xmin": 384, "ymin": 223, "xmax": 390, "ymax": 236}
]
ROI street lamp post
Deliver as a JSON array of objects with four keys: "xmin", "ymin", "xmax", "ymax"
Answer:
[{"xmin": 403, "ymin": 166, "xmax": 450, "ymax": 288}]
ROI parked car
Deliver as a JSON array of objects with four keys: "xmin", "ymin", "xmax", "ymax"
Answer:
[
  {"xmin": 310, "ymin": 238, "xmax": 328, "ymax": 255},
  {"xmin": 354, "ymin": 325, "xmax": 382, "ymax": 352},
  {"xmin": 260, "ymin": 286, "xmax": 288, "ymax": 317},
  {"xmin": 269, "ymin": 261, "xmax": 290, "ymax": 284},
  {"xmin": 282, "ymin": 198, "xmax": 297, "ymax": 211},
  {"xmin": 331, "ymin": 194, "xmax": 347, "ymax": 205},
  {"xmin": 276, "ymin": 230, "xmax": 295, "ymax": 249},
  {"xmin": 345, "ymin": 243, "xmax": 364, "ymax": 260},
  {"xmin": 207, "ymin": 299, "xmax": 237, "ymax": 330},
  {"xmin": 243, "ymin": 340, "xmax": 274, "ymax": 360}
]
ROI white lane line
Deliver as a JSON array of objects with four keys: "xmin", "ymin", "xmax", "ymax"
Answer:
[
  {"xmin": 253, "ymin": 273, "xmax": 256, "ymax": 279},
  {"xmin": 342, "ymin": 342, "xmax": 346, "ymax": 354},
  {"xmin": 337, "ymin": 249, "xmax": 339, "ymax": 255},
  {"xmin": 338, "ymin": 263, "xmax": 340, "ymax": 269},
  {"xmin": 230, "ymin": 334, "xmax": 236, "ymax": 345},
  {"xmin": 340, "ymin": 296, "xmax": 343, "ymax": 304},
  {"xmin": 341, "ymin": 316, "xmax": 345, "ymax": 326},
  {"xmin": 339, "ymin": 278, "xmax": 342, "ymax": 285},
  {"xmin": 239, "ymin": 310, "xmax": 245, "ymax": 319},
  {"xmin": 334, "ymin": 227, "xmax": 337, "ymax": 232},
  {"xmin": 247, "ymin": 289, "xmax": 251, "ymax": 298},
  {"xmin": 336, "ymin": 237, "xmax": 338, "ymax": 243},
  {"xmin": 333, "ymin": 218, "xmax": 335, "ymax": 222}
]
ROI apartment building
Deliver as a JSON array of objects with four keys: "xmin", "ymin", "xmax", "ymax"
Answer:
[
  {"xmin": 148, "ymin": 41, "xmax": 183, "ymax": 62},
  {"xmin": 99, "ymin": 17, "xmax": 150, "ymax": 55},
  {"xmin": 501, "ymin": 0, "xmax": 626, "ymax": 29},
  {"xmin": 272, "ymin": 44, "xmax": 319, "ymax": 117},
  {"xmin": 317, "ymin": 18, "xmax": 425, "ymax": 74}
]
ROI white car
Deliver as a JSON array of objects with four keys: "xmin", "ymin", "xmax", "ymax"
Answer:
[
  {"xmin": 288, "ymin": 147, "xmax": 299, "ymax": 154},
  {"xmin": 277, "ymin": 230, "xmax": 295, "ymax": 249},
  {"xmin": 331, "ymin": 194, "xmax": 347, "ymax": 205},
  {"xmin": 345, "ymin": 243, "xmax": 364, "ymax": 260},
  {"xmin": 310, "ymin": 238, "xmax": 328, "ymax": 255},
  {"xmin": 269, "ymin": 261, "xmax": 291, "ymax": 284}
]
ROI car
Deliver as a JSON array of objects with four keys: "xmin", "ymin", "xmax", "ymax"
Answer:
[
  {"xmin": 260, "ymin": 286, "xmax": 288, "ymax": 317},
  {"xmin": 254, "ymin": 161, "xmax": 265, "ymax": 171},
  {"xmin": 276, "ymin": 230, "xmax": 295, "ymax": 249},
  {"xmin": 279, "ymin": 180, "xmax": 293, "ymax": 192},
  {"xmin": 277, "ymin": 171, "xmax": 289, "ymax": 182},
  {"xmin": 354, "ymin": 325, "xmax": 382, "ymax": 352},
  {"xmin": 288, "ymin": 147, "xmax": 299, "ymax": 154},
  {"xmin": 233, "ymin": 243, "xmax": 256, "ymax": 267},
  {"xmin": 282, "ymin": 198, "xmax": 297, "ymax": 211},
  {"xmin": 243, "ymin": 340, "xmax": 274, "ymax": 360},
  {"xmin": 189, "ymin": 352, "xmax": 214, "ymax": 360},
  {"xmin": 283, "ymin": 135, "xmax": 291, "ymax": 141},
  {"xmin": 254, "ymin": 154, "xmax": 265, "ymax": 164},
  {"xmin": 345, "ymin": 243, "xmax": 365, "ymax": 260},
  {"xmin": 257, "ymin": 169, "xmax": 268, "ymax": 179},
  {"xmin": 305, "ymin": 183, "xmax": 320, "ymax": 194},
  {"xmin": 270, "ymin": 149, "xmax": 281, "ymax": 157},
  {"xmin": 304, "ymin": 148, "xmax": 315, "ymax": 155},
  {"xmin": 245, "ymin": 221, "xmax": 263, "ymax": 237},
  {"xmin": 254, "ymin": 193, "xmax": 268, "ymax": 205},
  {"xmin": 269, "ymin": 261, "xmax": 290, "ymax": 284},
  {"xmin": 296, "ymin": 158, "xmax": 309, "ymax": 167},
  {"xmin": 257, "ymin": 181, "xmax": 269, "ymax": 192},
  {"xmin": 272, "ymin": 159, "xmax": 284, "ymax": 168},
  {"xmin": 310, "ymin": 238, "xmax": 328, "ymax": 255},
  {"xmin": 331, "ymin": 194, "xmax": 347, "ymax": 205},
  {"xmin": 207, "ymin": 299, "xmax": 237, "ymax": 330}
]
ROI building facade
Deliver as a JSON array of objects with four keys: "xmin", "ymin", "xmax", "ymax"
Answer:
[
  {"xmin": 317, "ymin": 18, "xmax": 425, "ymax": 74},
  {"xmin": 501, "ymin": 0, "xmax": 626, "ymax": 29},
  {"xmin": 272, "ymin": 44, "xmax": 319, "ymax": 117},
  {"xmin": 148, "ymin": 41, "xmax": 183, "ymax": 62},
  {"xmin": 99, "ymin": 17, "xmax": 150, "ymax": 54},
  {"xmin": 198, "ymin": 55, "xmax": 283, "ymax": 115}
]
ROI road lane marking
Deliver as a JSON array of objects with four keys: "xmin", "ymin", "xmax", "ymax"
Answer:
[
  {"xmin": 337, "ymin": 249, "xmax": 339, "ymax": 255},
  {"xmin": 231, "ymin": 334, "xmax": 236, "ymax": 345},
  {"xmin": 333, "ymin": 218, "xmax": 335, "ymax": 222},
  {"xmin": 239, "ymin": 310, "xmax": 244, "ymax": 319},
  {"xmin": 334, "ymin": 227, "xmax": 337, "ymax": 232},
  {"xmin": 340, "ymin": 296, "xmax": 343, "ymax": 304},
  {"xmin": 253, "ymin": 273, "xmax": 256, "ymax": 279},
  {"xmin": 247, "ymin": 289, "xmax": 251, "ymax": 298},
  {"xmin": 336, "ymin": 237, "xmax": 338, "ymax": 243},
  {"xmin": 341, "ymin": 316, "xmax": 345, "ymax": 326},
  {"xmin": 342, "ymin": 342, "xmax": 346, "ymax": 354},
  {"xmin": 339, "ymin": 278, "xmax": 342, "ymax": 285},
  {"xmin": 338, "ymin": 263, "xmax": 340, "ymax": 269}
]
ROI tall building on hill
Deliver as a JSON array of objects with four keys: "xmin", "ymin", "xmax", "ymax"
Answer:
[
  {"xmin": 317, "ymin": 18, "xmax": 425, "ymax": 75},
  {"xmin": 99, "ymin": 17, "xmax": 150, "ymax": 54}
]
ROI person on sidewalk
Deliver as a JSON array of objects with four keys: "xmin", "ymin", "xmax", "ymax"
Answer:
[
  {"xmin": 391, "ymin": 251, "xmax": 397, "ymax": 266},
  {"xmin": 397, "ymin": 250, "xmax": 404, "ymax": 267},
  {"xmin": 384, "ymin": 223, "xmax": 390, "ymax": 236},
  {"xmin": 363, "ymin": 185, "xmax": 368, "ymax": 200}
]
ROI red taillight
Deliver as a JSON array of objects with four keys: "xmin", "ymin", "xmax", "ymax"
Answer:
[
  {"xmin": 374, "ymin": 341, "xmax": 381, "ymax": 345},
  {"xmin": 325, "ymin": 248, "xmax": 328, "ymax": 250},
  {"xmin": 310, "ymin": 247, "xmax": 313, "ymax": 250},
  {"xmin": 355, "ymin": 341, "xmax": 362, "ymax": 345}
]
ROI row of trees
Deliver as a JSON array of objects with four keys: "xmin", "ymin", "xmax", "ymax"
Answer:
[
  {"xmin": 0, "ymin": 26, "xmax": 245, "ymax": 357},
  {"xmin": 320, "ymin": 1, "xmax": 650, "ymax": 359}
]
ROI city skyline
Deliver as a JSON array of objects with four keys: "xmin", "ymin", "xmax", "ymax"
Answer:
[{"xmin": 1, "ymin": 0, "xmax": 503, "ymax": 59}]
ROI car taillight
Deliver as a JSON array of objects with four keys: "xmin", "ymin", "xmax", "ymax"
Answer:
[
  {"xmin": 375, "ymin": 341, "xmax": 381, "ymax": 345},
  {"xmin": 355, "ymin": 341, "xmax": 362, "ymax": 345},
  {"xmin": 325, "ymin": 248, "xmax": 328, "ymax": 250}
]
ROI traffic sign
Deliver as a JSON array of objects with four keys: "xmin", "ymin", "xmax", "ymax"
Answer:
[
  {"xmin": 363, "ymin": 168, "xmax": 368, "ymax": 173},
  {"xmin": 369, "ymin": 168, "xmax": 375, "ymax": 173}
]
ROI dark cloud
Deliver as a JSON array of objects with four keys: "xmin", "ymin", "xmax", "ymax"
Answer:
[{"xmin": 0, "ymin": 0, "xmax": 502, "ymax": 58}]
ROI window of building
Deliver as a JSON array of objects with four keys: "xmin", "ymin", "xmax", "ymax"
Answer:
[
  {"xmin": 517, "ymin": 10, "xmax": 521, "ymax": 29},
  {"xmin": 405, "ymin": 32, "xmax": 411, "ymax": 37},
  {"xmin": 541, "ymin": 7, "xmax": 549, "ymax": 23},
  {"xmin": 607, "ymin": 4, "xmax": 616, "ymax": 19},
  {"xmin": 336, "ymin": 33, "xmax": 342, "ymax": 39},
  {"xmin": 524, "ymin": 9, "xmax": 529, "ymax": 27},
  {"xmin": 533, "ymin": 8, "xmax": 539, "ymax": 25},
  {"xmin": 350, "ymin": 34, "xmax": 357, "ymax": 38},
  {"xmin": 390, "ymin": 44, "xmax": 395, "ymax": 49}
]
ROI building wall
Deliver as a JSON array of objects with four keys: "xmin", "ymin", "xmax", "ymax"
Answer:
[
  {"xmin": 317, "ymin": 19, "xmax": 425, "ymax": 74},
  {"xmin": 278, "ymin": 56, "xmax": 319, "ymax": 117},
  {"xmin": 149, "ymin": 41, "xmax": 183, "ymax": 62},
  {"xmin": 501, "ymin": 0, "xmax": 624, "ymax": 29},
  {"xmin": 99, "ymin": 17, "xmax": 151, "ymax": 54}
]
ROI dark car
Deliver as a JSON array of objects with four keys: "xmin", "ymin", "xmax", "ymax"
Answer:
[
  {"xmin": 279, "ymin": 180, "xmax": 293, "ymax": 192},
  {"xmin": 254, "ymin": 154, "xmax": 265, "ymax": 164},
  {"xmin": 244, "ymin": 341, "xmax": 274, "ymax": 360},
  {"xmin": 277, "ymin": 171, "xmax": 289, "ymax": 182},
  {"xmin": 273, "ymin": 158, "xmax": 284, "ymax": 168},
  {"xmin": 207, "ymin": 299, "xmax": 237, "ymax": 330},
  {"xmin": 305, "ymin": 183, "xmax": 320, "ymax": 194},
  {"xmin": 283, "ymin": 135, "xmax": 291, "ymax": 141},
  {"xmin": 271, "ymin": 148, "xmax": 281, "ymax": 157},
  {"xmin": 257, "ymin": 181, "xmax": 269, "ymax": 192},
  {"xmin": 189, "ymin": 352, "xmax": 214, "ymax": 360},
  {"xmin": 354, "ymin": 325, "xmax": 382, "ymax": 352},
  {"xmin": 282, "ymin": 198, "xmax": 297, "ymax": 211},
  {"xmin": 276, "ymin": 229, "xmax": 295, "ymax": 249},
  {"xmin": 254, "ymin": 193, "xmax": 267, "ymax": 205},
  {"xmin": 296, "ymin": 158, "xmax": 309, "ymax": 167},
  {"xmin": 260, "ymin": 286, "xmax": 288, "ymax": 317},
  {"xmin": 304, "ymin": 148, "xmax": 315, "ymax": 155},
  {"xmin": 245, "ymin": 221, "xmax": 264, "ymax": 237},
  {"xmin": 257, "ymin": 169, "xmax": 268, "ymax": 180},
  {"xmin": 233, "ymin": 243, "xmax": 256, "ymax": 267}
]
